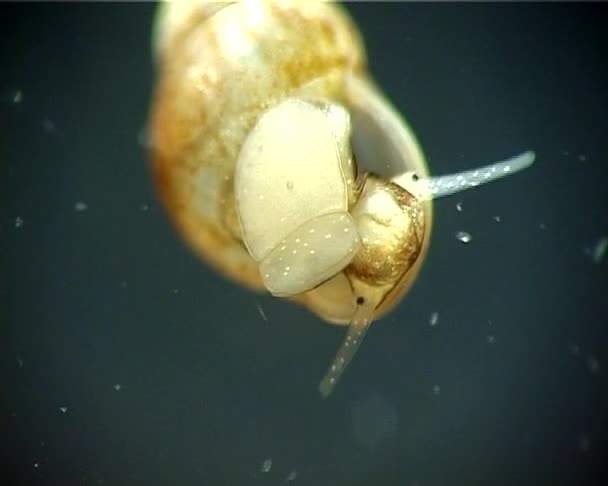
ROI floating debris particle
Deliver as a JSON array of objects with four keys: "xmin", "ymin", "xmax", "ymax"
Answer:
[
  {"xmin": 493, "ymin": 215, "xmax": 501, "ymax": 223},
  {"xmin": 42, "ymin": 117, "xmax": 56, "ymax": 133},
  {"xmin": 33, "ymin": 462, "xmax": 39, "ymax": 469},
  {"xmin": 586, "ymin": 355, "xmax": 600, "ymax": 374},
  {"xmin": 172, "ymin": 288, "xmax": 179, "ymax": 295},
  {"xmin": 59, "ymin": 406, "xmax": 68, "ymax": 414},
  {"xmin": 260, "ymin": 458, "xmax": 272, "ymax": 473},
  {"xmin": 113, "ymin": 384, "xmax": 122, "ymax": 392},
  {"xmin": 140, "ymin": 202, "xmax": 150, "ymax": 212},
  {"xmin": 74, "ymin": 201, "xmax": 88, "ymax": 212},
  {"xmin": 285, "ymin": 470, "xmax": 297, "ymax": 482},
  {"xmin": 455, "ymin": 231, "xmax": 472, "ymax": 244},
  {"xmin": 486, "ymin": 335, "xmax": 496, "ymax": 344},
  {"xmin": 591, "ymin": 236, "xmax": 607, "ymax": 264},
  {"xmin": 13, "ymin": 90, "xmax": 23, "ymax": 104},
  {"xmin": 429, "ymin": 312, "xmax": 439, "ymax": 327},
  {"xmin": 578, "ymin": 433, "xmax": 591, "ymax": 453},
  {"xmin": 577, "ymin": 154, "xmax": 587, "ymax": 162},
  {"xmin": 256, "ymin": 303, "xmax": 268, "ymax": 322},
  {"xmin": 352, "ymin": 392, "xmax": 398, "ymax": 452},
  {"xmin": 539, "ymin": 223, "xmax": 547, "ymax": 230},
  {"xmin": 16, "ymin": 354, "xmax": 23, "ymax": 368},
  {"xmin": 568, "ymin": 342, "xmax": 580, "ymax": 356},
  {"xmin": 15, "ymin": 216, "xmax": 24, "ymax": 228},
  {"xmin": 432, "ymin": 385, "xmax": 441, "ymax": 395},
  {"xmin": 455, "ymin": 201, "xmax": 463, "ymax": 212}
]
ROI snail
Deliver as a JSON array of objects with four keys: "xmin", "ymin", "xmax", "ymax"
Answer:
[{"xmin": 148, "ymin": 0, "xmax": 535, "ymax": 398}]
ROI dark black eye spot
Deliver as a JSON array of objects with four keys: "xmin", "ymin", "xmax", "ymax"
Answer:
[
  {"xmin": 356, "ymin": 296, "xmax": 365, "ymax": 305},
  {"xmin": 411, "ymin": 173, "xmax": 419, "ymax": 182}
]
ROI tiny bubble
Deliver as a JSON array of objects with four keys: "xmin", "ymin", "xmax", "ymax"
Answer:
[
  {"xmin": 74, "ymin": 201, "xmax": 88, "ymax": 212},
  {"xmin": 456, "ymin": 231, "xmax": 472, "ymax": 244}
]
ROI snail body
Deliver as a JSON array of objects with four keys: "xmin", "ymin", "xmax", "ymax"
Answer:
[{"xmin": 150, "ymin": 0, "xmax": 534, "ymax": 397}]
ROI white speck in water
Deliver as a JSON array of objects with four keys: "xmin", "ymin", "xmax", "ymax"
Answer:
[
  {"xmin": 456, "ymin": 231, "xmax": 472, "ymax": 244},
  {"xmin": 113, "ymin": 384, "xmax": 122, "ymax": 391},
  {"xmin": 568, "ymin": 342, "xmax": 580, "ymax": 356},
  {"xmin": 13, "ymin": 90, "xmax": 23, "ymax": 104},
  {"xmin": 577, "ymin": 154, "xmax": 587, "ymax": 162},
  {"xmin": 59, "ymin": 406, "xmax": 68, "ymax": 414},
  {"xmin": 586, "ymin": 355, "xmax": 600, "ymax": 374},
  {"xmin": 456, "ymin": 201, "xmax": 463, "ymax": 212},
  {"xmin": 260, "ymin": 458, "xmax": 272, "ymax": 473},
  {"xmin": 429, "ymin": 312, "xmax": 439, "ymax": 327},
  {"xmin": 493, "ymin": 215, "xmax": 502, "ymax": 223},
  {"xmin": 16, "ymin": 354, "xmax": 23, "ymax": 368},
  {"xmin": 352, "ymin": 393, "xmax": 398, "ymax": 452},
  {"xmin": 140, "ymin": 203, "xmax": 150, "ymax": 212},
  {"xmin": 172, "ymin": 288, "xmax": 179, "ymax": 295},
  {"xmin": 578, "ymin": 433, "xmax": 591, "ymax": 453},
  {"xmin": 432, "ymin": 385, "xmax": 441, "ymax": 395},
  {"xmin": 539, "ymin": 223, "xmax": 547, "ymax": 230},
  {"xmin": 42, "ymin": 117, "xmax": 55, "ymax": 133},
  {"xmin": 486, "ymin": 335, "xmax": 496, "ymax": 344},
  {"xmin": 256, "ymin": 303, "xmax": 268, "ymax": 322},
  {"xmin": 590, "ymin": 236, "xmax": 607, "ymax": 264},
  {"xmin": 119, "ymin": 281, "xmax": 127, "ymax": 289},
  {"xmin": 285, "ymin": 470, "xmax": 297, "ymax": 482},
  {"xmin": 15, "ymin": 216, "xmax": 24, "ymax": 228},
  {"xmin": 74, "ymin": 201, "xmax": 88, "ymax": 212},
  {"xmin": 33, "ymin": 462, "xmax": 39, "ymax": 469}
]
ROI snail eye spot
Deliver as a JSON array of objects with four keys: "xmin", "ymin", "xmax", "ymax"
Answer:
[
  {"xmin": 411, "ymin": 173, "xmax": 419, "ymax": 182},
  {"xmin": 356, "ymin": 296, "xmax": 365, "ymax": 305}
]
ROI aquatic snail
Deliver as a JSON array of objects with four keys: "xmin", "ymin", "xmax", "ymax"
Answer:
[{"xmin": 148, "ymin": 0, "xmax": 535, "ymax": 397}]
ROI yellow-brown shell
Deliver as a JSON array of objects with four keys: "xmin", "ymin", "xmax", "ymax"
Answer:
[{"xmin": 149, "ymin": 0, "xmax": 432, "ymax": 324}]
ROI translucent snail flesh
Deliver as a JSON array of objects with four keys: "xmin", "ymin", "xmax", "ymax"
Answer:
[{"xmin": 149, "ymin": 0, "xmax": 535, "ymax": 398}]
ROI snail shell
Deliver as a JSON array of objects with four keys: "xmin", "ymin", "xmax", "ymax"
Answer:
[{"xmin": 149, "ymin": 0, "xmax": 534, "ymax": 397}]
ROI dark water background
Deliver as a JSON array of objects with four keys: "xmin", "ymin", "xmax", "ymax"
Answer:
[{"xmin": 1, "ymin": 2, "xmax": 607, "ymax": 485}]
